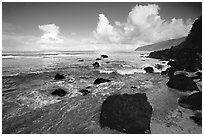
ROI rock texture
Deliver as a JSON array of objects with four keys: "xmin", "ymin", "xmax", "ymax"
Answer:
[
  {"xmin": 100, "ymin": 93, "xmax": 152, "ymax": 134},
  {"xmin": 178, "ymin": 92, "xmax": 202, "ymax": 110}
]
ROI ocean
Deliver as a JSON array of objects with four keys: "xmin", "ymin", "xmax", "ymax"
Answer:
[{"xmin": 2, "ymin": 51, "xmax": 200, "ymax": 134}]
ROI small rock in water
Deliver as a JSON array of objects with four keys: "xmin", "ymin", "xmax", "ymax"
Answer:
[
  {"xmin": 178, "ymin": 92, "xmax": 202, "ymax": 110},
  {"xmin": 78, "ymin": 59, "xmax": 84, "ymax": 62},
  {"xmin": 100, "ymin": 93, "xmax": 152, "ymax": 134},
  {"xmin": 96, "ymin": 58, "xmax": 101, "ymax": 60},
  {"xmin": 101, "ymin": 54, "xmax": 109, "ymax": 58},
  {"xmin": 94, "ymin": 78, "xmax": 111, "ymax": 85},
  {"xmin": 79, "ymin": 89, "xmax": 91, "ymax": 96},
  {"xmin": 54, "ymin": 73, "xmax": 65, "ymax": 80},
  {"xmin": 144, "ymin": 66, "xmax": 154, "ymax": 73},
  {"xmin": 51, "ymin": 88, "xmax": 67, "ymax": 97},
  {"xmin": 92, "ymin": 62, "xmax": 100, "ymax": 68}
]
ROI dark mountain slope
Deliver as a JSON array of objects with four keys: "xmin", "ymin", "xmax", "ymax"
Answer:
[{"xmin": 135, "ymin": 37, "xmax": 186, "ymax": 51}]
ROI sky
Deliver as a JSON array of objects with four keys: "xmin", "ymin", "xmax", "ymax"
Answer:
[{"xmin": 2, "ymin": 2, "xmax": 202, "ymax": 51}]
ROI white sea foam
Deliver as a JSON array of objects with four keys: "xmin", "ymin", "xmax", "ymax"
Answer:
[
  {"xmin": 98, "ymin": 70, "xmax": 114, "ymax": 74},
  {"xmin": 2, "ymin": 55, "xmax": 17, "ymax": 59},
  {"xmin": 117, "ymin": 69, "xmax": 146, "ymax": 75}
]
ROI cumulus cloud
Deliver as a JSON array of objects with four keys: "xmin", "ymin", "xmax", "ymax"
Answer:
[
  {"xmin": 38, "ymin": 24, "xmax": 64, "ymax": 44},
  {"xmin": 93, "ymin": 14, "xmax": 124, "ymax": 43},
  {"xmin": 94, "ymin": 4, "xmax": 193, "ymax": 46}
]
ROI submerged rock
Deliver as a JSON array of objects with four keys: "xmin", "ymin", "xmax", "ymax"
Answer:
[
  {"xmin": 93, "ymin": 78, "xmax": 111, "ymax": 85},
  {"xmin": 144, "ymin": 66, "xmax": 154, "ymax": 73},
  {"xmin": 92, "ymin": 62, "xmax": 100, "ymax": 68},
  {"xmin": 54, "ymin": 73, "xmax": 65, "ymax": 80},
  {"xmin": 178, "ymin": 92, "xmax": 202, "ymax": 110},
  {"xmin": 166, "ymin": 69, "xmax": 199, "ymax": 91},
  {"xmin": 79, "ymin": 89, "xmax": 91, "ymax": 96},
  {"xmin": 101, "ymin": 54, "xmax": 109, "ymax": 58},
  {"xmin": 190, "ymin": 112, "xmax": 202, "ymax": 126},
  {"xmin": 100, "ymin": 93, "xmax": 152, "ymax": 134},
  {"xmin": 51, "ymin": 88, "xmax": 67, "ymax": 97},
  {"xmin": 96, "ymin": 58, "xmax": 101, "ymax": 60},
  {"xmin": 155, "ymin": 64, "xmax": 163, "ymax": 70}
]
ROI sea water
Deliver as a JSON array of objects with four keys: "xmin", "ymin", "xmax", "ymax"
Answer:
[{"xmin": 3, "ymin": 50, "xmax": 180, "ymax": 134}]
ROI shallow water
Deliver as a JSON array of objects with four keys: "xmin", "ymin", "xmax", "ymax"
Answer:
[{"xmin": 2, "ymin": 51, "xmax": 201, "ymax": 134}]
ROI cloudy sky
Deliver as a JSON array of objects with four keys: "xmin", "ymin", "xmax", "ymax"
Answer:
[{"xmin": 2, "ymin": 2, "xmax": 202, "ymax": 51}]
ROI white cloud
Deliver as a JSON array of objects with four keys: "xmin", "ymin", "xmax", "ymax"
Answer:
[
  {"xmin": 94, "ymin": 4, "xmax": 193, "ymax": 46},
  {"xmin": 38, "ymin": 24, "xmax": 64, "ymax": 44},
  {"xmin": 93, "ymin": 14, "xmax": 124, "ymax": 43}
]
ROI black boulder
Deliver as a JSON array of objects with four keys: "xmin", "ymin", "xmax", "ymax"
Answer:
[
  {"xmin": 178, "ymin": 92, "xmax": 202, "ymax": 110},
  {"xmin": 101, "ymin": 54, "xmax": 109, "ymax": 58},
  {"xmin": 144, "ymin": 66, "xmax": 154, "ymax": 73},
  {"xmin": 51, "ymin": 88, "xmax": 67, "ymax": 97},
  {"xmin": 92, "ymin": 62, "xmax": 100, "ymax": 68},
  {"xmin": 54, "ymin": 73, "xmax": 65, "ymax": 80},
  {"xmin": 93, "ymin": 78, "xmax": 111, "ymax": 85},
  {"xmin": 100, "ymin": 93, "xmax": 152, "ymax": 134},
  {"xmin": 166, "ymin": 72, "xmax": 199, "ymax": 91},
  {"xmin": 78, "ymin": 59, "xmax": 84, "ymax": 62}
]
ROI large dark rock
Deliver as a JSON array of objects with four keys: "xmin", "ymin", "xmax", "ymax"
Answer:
[
  {"xmin": 93, "ymin": 78, "xmax": 111, "ymax": 85},
  {"xmin": 166, "ymin": 69, "xmax": 199, "ymax": 91},
  {"xmin": 101, "ymin": 54, "xmax": 109, "ymax": 58},
  {"xmin": 54, "ymin": 73, "xmax": 65, "ymax": 80},
  {"xmin": 100, "ymin": 93, "xmax": 152, "ymax": 134},
  {"xmin": 92, "ymin": 62, "xmax": 100, "ymax": 68},
  {"xmin": 144, "ymin": 66, "xmax": 154, "ymax": 73},
  {"xmin": 178, "ymin": 92, "xmax": 202, "ymax": 110},
  {"xmin": 79, "ymin": 89, "xmax": 90, "ymax": 96},
  {"xmin": 51, "ymin": 88, "xmax": 67, "ymax": 97}
]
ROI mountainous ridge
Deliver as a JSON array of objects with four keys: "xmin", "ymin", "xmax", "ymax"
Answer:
[{"xmin": 135, "ymin": 37, "xmax": 186, "ymax": 51}]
